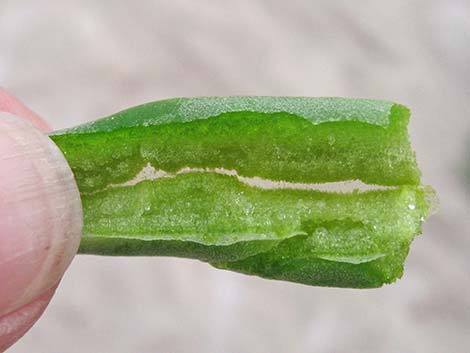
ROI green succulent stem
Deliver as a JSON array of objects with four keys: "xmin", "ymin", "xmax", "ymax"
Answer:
[{"xmin": 50, "ymin": 97, "xmax": 435, "ymax": 288}]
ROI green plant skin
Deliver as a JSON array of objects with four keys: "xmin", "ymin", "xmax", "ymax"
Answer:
[
  {"xmin": 51, "ymin": 97, "xmax": 420, "ymax": 194},
  {"xmin": 78, "ymin": 173, "xmax": 430, "ymax": 288},
  {"xmin": 50, "ymin": 97, "xmax": 434, "ymax": 288}
]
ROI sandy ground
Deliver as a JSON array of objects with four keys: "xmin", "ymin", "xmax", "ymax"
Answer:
[{"xmin": 1, "ymin": 0, "xmax": 469, "ymax": 352}]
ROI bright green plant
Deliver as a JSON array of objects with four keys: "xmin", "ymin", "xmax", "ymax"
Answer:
[{"xmin": 51, "ymin": 97, "xmax": 436, "ymax": 288}]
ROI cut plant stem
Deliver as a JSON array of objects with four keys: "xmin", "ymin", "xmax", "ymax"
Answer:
[{"xmin": 50, "ymin": 97, "xmax": 436, "ymax": 288}]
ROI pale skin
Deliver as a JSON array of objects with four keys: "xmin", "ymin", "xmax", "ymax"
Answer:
[{"xmin": 0, "ymin": 88, "xmax": 82, "ymax": 351}]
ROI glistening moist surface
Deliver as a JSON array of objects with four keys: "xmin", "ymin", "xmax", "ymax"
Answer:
[
  {"xmin": 51, "ymin": 97, "xmax": 421, "ymax": 193},
  {"xmin": 78, "ymin": 172, "xmax": 431, "ymax": 287},
  {"xmin": 50, "ymin": 97, "xmax": 433, "ymax": 288}
]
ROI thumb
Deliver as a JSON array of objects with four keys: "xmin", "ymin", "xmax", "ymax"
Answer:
[{"xmin": 0, "ymin": 112, "xmax": 82, "ymax": 350}]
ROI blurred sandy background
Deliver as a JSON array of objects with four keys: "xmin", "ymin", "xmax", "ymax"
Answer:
[{"xmin": 1, "ymin": 0, "xmax": 469, "ymax": 352}]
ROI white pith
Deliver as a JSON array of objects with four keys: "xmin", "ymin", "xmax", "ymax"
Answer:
[{"xmin": 100, "ymin": 163, "xmax": 396, "ymax": 193}]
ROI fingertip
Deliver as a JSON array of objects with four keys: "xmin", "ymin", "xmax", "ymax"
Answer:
[
  {"xmin": 0, "ymin": 87, "xmax": 51, "ymax": 132},
  {"xmin": 0, "ymin": 285, "xmax": 57, "ymax": 352},
  {"xmin": 0, "ymin": 113, "xmax": 82, "ymax": 319}
]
